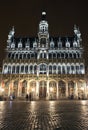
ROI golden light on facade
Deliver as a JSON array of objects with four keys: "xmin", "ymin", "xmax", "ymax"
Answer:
[
  {"xmin": 32, "ymin": 88, "xmax": 35, "ymax": 92},
  {"xmin": 0, "ymin": 87, "xmax": 4, "ymax": 92},
  {"xmin": 80, "ymin": 87, "xmax": 84, "ymax": 91},
  {"xmin": 50, "ymin": 87, "xmax": 53, "ymax": 92}
]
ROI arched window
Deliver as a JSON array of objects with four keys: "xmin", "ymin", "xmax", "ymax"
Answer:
[
  {"xmin": 19, "ymin": 54, "xmax": 22, "ymax": 59},
  {"xmin": 53, "ymin": 53, "xmax": 56, "ymax": 58},
  {"xmin": 30, "ymin": 65, "xmax": 33, "ymax": 74},
  {"xmin": 57, "ymin": 53, "xmax": 60, "ymax": 58},
  {"xmin": 8, "ymin": 53, "xmax": 11, "ymax": 59},
  {"xmin": 16, "ymin": 53, "xmax": 18, "ymax": 59},
  {"xmin": 62, "ymin": 65, "xmax": 65, "ymax": 74},
  {"xmin": 28, "ymin": 54, "xmax": 30, "ymax": 59},
  {"xmin": 61, "ymin": 53, "xmax": 64, "ymax": 58},
  {"xmin": 49, "ymin": 53, "xmax": 52, "ymax": 59},
  {"xmin": 12, "ymin": 66, "xmax": 15, "ymax": 74},
  {"xmin": 67, "ymin": 65, "xmax": 70, "ymax": 74},
  {"xmin": 4, "ymin": 65, "xmax": 8, "ymax": 74},
  {"xmin": 49, "ymin": 65, "xmax": 52, "ymax": 74},
  {"xmin": 21, "ymin": 65, "xmax": 24, "ymax": 73},
  {"xmin": 16, "ymin": 65, "xmax": 19, "ymax": 74},
  {"xmin": 44, "ymin": 53, "xmax": 46, "ymax": 58},
  {"xmin": 69, "ymin": 53, "xmax": 72, "ymax": 58},
  {"xmin": 35, "ymin": 53, "xmax": 37, "ymax": 59},
  {"xmin": 53, "ymin": 65, "xmax": 56, "ymax": 74},
  {"xmin": 58, "ymin": 66, "xmax": 61, "ymax": 74},
  {"xmin": 73, "ymin": 53, "xmax": 76, "ymax": 59},
  {"xmin": 24, "ymin": 53, "xmax": 26, "ymax": 59},
  {"xmin": 31, "ymin": 53, "xmax": 34, "ymax": 58},
  {"xmin": 65, "ymin": 53, "xmax": 68, "ymax": 58},
  {"xmin": 40, "ymin": 64, "xmax": 46, "ymax": 71},
  {"xmin": 71, "ymin": 65, "xmax": 74, "ymax": 74},
  {"xmin": 25, "ymin": 65, "xmax": 28, "ymax": 73},
  {"xmin": 12, "ymin": 53, "xmax": 14, "ymax": 59},
  {"xmin": 34, "ymin": 65, "xmax": 37, "ymax": 74},
  {"xmin": 8, "ymin": 65, "xmax": 11, "ymax": 74},
  {"xmin": 80, "ymin": 64, "xmax": 84, "ymax": 74},
  {"xmin": 76, "ymin": 65, "xmax": 79, "ymax": 74}
]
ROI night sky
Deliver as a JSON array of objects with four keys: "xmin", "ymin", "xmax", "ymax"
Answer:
[{"xmin": 0, "ymin": 0, "xmax": 88, "ymax": 66}]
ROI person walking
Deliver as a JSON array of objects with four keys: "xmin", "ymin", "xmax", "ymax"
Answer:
[
  {"xmin": 29, "ymin": 93, "xmax": 31, "ymax": 101},
  {"xmin": 26, "ymin": 94, "xmax": 28, "ymax": 101}
]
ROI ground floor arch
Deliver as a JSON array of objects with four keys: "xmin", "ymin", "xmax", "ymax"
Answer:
[{"xmin": 0, "ymin": 78, "xmax": 88, "ymax": 100}]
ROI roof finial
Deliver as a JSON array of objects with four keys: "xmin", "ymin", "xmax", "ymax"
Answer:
[{"xmin": 42, "ymin": 11, "xmax": 46, "ymax": 20}]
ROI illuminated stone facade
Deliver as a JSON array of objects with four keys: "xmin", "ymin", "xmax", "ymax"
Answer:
[{"xmin": 0, "ymin": 12, "xmax": 88, "ymax": 100}]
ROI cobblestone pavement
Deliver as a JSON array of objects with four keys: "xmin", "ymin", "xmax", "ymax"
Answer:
[{"xmin": 0, "ymin": 100, "xmax": 88, "ymax": 130}]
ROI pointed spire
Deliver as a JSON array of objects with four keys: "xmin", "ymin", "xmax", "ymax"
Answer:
[{"xmin": 74, "ymin": 24, "xmax": 78, "ymax": 34}]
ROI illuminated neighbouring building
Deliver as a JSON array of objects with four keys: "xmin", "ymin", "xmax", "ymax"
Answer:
[{"xmin": 0, "ymin": 12, "xmax": 88, "ymax": 100}]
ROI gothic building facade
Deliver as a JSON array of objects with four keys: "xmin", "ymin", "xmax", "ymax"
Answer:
[{"xmin": 0, "ymin": 12, "xmax": 88, "ymax": 100}]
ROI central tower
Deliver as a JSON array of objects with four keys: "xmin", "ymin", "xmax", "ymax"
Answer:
[{"xmin": 38, "ymin": 12, "xmax": 49, "ymax": 48}]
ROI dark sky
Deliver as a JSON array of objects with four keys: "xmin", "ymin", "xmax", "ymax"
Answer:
[{"xmin": 0, "ymin": 0, "xmax": 88, "ymax": 66}]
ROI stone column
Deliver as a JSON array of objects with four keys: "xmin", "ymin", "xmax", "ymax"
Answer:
[
  {"xmin": 37, "ymin": 66, "xmax": 39, "ymax": 76},
  {"xmin": 27, "ymin": 81, "xmax": 29, "ymax": 94},
  {"xmin": 8, "ymin": 81, "xmax": 13, "ymax": 96},
  {"xmin": 66, "ymin": 81, "xmax": 68, "ymax": 98},
  {"xmin": 18, "ymin": 81, "xmax": 22, "ymax": 97},
  {"xmin": 84, "ymin": 82, "xmax": 87, "ymax": 99},
  {"xmin": 36, "ymin": 81, "xmax": 39, "ymax": 100},
  {"xmin": 56, "ymin": 82, "xmax": 59, "ymax": 99},
  {"xmin": 8, "ymin": 82, "xmax": 11, "ymax": 96},
  {"xmin": 46, "ymin": 81, "xmax": 49, "ymax": 100},
  {"xmin": 74, "ymin": 81, "xmax": 78, "ymax": 99}
]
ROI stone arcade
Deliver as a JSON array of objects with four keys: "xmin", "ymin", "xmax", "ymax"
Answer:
[{"xmin": 0, "ymin": 12, "xmax": 88, "ymax": 100}]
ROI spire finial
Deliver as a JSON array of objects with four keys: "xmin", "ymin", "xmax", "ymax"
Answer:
[{"xmin": 42, "ymin": 11, "xmax": 46, "ymax": 20}]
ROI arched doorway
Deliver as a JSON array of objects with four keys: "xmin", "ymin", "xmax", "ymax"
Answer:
[
  {"xmin": 39, "ymin": 81, "xmax": 47, "ymax": 99},
  {"xmin": 59, "ymin": 81, "xmax": 66, "ymax": 98},
  {"xmin": 49, "ymin": 81, "xmax": 57, "ymax": 99}
]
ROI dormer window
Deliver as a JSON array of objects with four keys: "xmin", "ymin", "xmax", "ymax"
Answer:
[
  {"xmin": 58, "ymin": 37, "xmax": 62, "ymax": 48},
  {"xmin": 73, "ymin": 41, "xmax": 77, "ymax": 47},
  {"xmin": 25, "ymin": 39, "xmax": 30, "ymax": 49},
  {"xmin": 58, "ymin": 41, "xmax": 62, "ymax": 48},
  {"xmin": 50, "ymin": 39, "xmax": 54, "ymax": 49},
  {"xmin": 11, "ymin": 42, "xmax": 15, "ymax": 49},
  {"xmin": 66, "ymin": 39, "xmax": 70, "ymax": 48},
  {"xmin": 33, "ymin": 40, "xmax": 37, "ymax": 48},
  {"xmin": 18, "ymin": 39, "xmax": 22, "ymax": 49}
]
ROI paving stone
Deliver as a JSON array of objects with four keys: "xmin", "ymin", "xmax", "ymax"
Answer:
[{"xmin": 0, "ymin": 100, "xmax": 88, "ymax": 130}]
